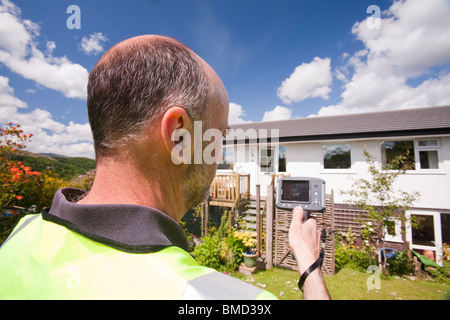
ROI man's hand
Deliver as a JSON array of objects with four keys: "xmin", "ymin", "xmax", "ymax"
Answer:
[
  {"xmin": 288, "ymin": 206, "xmax": 330, "ymax": 300},
  {"xmin": 288, "ymin": 207, "xmax": 320, "ymax": 273}
]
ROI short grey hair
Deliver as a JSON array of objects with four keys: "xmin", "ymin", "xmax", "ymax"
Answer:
[{"xmin": 87, "ymin": 36, "xmax": 215, "ymax": 159}]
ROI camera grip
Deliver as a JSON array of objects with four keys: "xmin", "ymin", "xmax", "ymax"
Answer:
[{"xmin": 302, "ymin": 210, "xmax": 310, "ymax": 223}]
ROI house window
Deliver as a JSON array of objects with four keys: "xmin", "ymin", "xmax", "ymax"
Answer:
[
  {"xmin": 441, "ymin": 213, "xmax": 450, "ymax": 244},
  {"xmin": 323, "ymin": 144, "xmax": 351, "ymax": 169},
  {"xmin": 386, "ymin": 221, "xmax": 396, "ymax": 236},
  {"xmin": 384, "ymin": 219, "xmax": 402, "ymax": 243},
  {"xmin": 218, "ymin": 146, "xmax": 234, "ymax": 170},
  {"xmin": 411, "ymin": 214, "xmax": 435, "ymax": 247},
  {"xmin": 260, "ymin": 147, "xmax": 275, "ymax": 173},
  {"xmin": 407, "ymin": 211, "xmax": 448, "ymax": 264},
  {"xmin": 418, "ymin": 140, "xmax": 438, "ymax": 147},
  {"xmin": 278, "ymin": 146, "xmax": 286, "ymax": 172},
  {"xmin": 381, "ymin": 141, "xmax": 415, "ymax": 170},
  {"xmin": 417, "ymin": 140, "xmax": 439, "ymax": 169},
  {"xmin": 419, "ymin": 151, "xmax": 438, "ymax": 169}
]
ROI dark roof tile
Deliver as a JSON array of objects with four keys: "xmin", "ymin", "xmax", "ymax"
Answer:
[{"xmin": 226, "ymin": 105, "xmax": 450, "ymax": 142}]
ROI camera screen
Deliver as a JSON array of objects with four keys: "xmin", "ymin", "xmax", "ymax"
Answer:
[{"xmin": 281, "ymin": 180, "xmax": 309, "ymax": 202}]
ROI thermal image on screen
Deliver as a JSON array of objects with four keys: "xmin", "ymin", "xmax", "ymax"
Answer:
[{"xmin": 281, "ymin": 180, "xmax": 309, "ymax": 202}]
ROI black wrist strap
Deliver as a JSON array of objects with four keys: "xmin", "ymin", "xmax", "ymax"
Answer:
[
  {"xmin": 298, "ymin": 228, "xmax": 327, "ymax": 291},
  {"xmin": 298, "ymin": 248, "xmax": 325, "ymax": 291}
]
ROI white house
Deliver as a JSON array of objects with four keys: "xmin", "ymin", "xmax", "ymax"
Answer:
[{"xmin": 220, "ymin": 105, "xmax": 450, "ymax": 263}]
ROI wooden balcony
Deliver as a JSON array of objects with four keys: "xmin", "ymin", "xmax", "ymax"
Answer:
[{"xmin": 209, "ymin": 173, "xmax": 250, "ymax": 208}]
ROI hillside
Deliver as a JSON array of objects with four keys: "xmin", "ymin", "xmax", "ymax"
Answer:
[{"xmin": 12, "ymin": 151, "xmax": 96, "ymax": 181}]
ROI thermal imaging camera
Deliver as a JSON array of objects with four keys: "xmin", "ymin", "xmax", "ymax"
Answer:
[{"xmin": 276, "ymin": 177, "xmax": 326, "ymax": 214}]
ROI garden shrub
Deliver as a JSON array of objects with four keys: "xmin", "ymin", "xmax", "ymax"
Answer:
[
  {"xmin": 192, "ymin": 235, "xmax": 223, "ymax": 270},
  {"xmin": 428, "ymin": 260, "xmax": 450, "ymax": 283},
  {"xmin": 387, "ymin": 251, "xmax": 414, "ymax": 276},
  {"xmin": 192, "ymin": 228, "xmax": 249, "ymax": 272},
  {"xmin": 335, "ymin": 244, "xmax": 377, "ymax": 272},
  {"xmin": 191, "ymin": 211, "xmax": 259, "ymax": 272},
  {"xmin": 0, "ymin": 216, "xmax": 21, "ymax": 245},
  {"xmin": 335, "ymin": 228, "xmax": 377, "ymax": 272}
]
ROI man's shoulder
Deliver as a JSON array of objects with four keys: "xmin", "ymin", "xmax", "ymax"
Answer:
[
  {"xmin": 182, "ymin": 267, "xmax": 278, "ymax": 300},
  {"xmin": 158, "ymin": 247, "xmax": 277, "ymax": 300}
]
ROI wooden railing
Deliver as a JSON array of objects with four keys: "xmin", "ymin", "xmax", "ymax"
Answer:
[{"xmin": 209, "ymin": 173, "xmax": 250, "ymax": 207}]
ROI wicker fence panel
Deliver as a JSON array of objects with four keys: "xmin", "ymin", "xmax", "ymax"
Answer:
[{"xmin": 273, "ymin": 194, "xmax": 335, "ymax": 275}]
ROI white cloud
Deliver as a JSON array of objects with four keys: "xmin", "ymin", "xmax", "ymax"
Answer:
[
  {"xmin": 0, "ymin": 0, "xmax": 93, "ymax": 158},
  {"xmin": 277, "ymin": 57, "xmax": 332, "ymax": 104},
  {"xmin": 0, "ymin": 75, "xmax": 94, "ymax": 158},
  {"xmin": 353, "ymin": 0, "xmax": 450, "ymax": 78},
  {"xmin": 229, "ymin": 102, "xmax": 251, "ymax": 124},
  {"xmin": 45, "ymin": 40, "xmax": 55, "ymax": 55},
  {"xmin": 0, "ymin": 76, "xmax": 27, "ymax": 109},
  {"xmin": 80, "ymin": 32, "xmax": 108, "ymax": 55},
  {"xmin": 317, "ymin": 0, "xmax": 450, "ymax": 116},
  {"xmin": 262, "ymin": 106, "xmax": 292, "ymax": 122},
  {"xmin": 0, "ymin": 0, "xmax": 88, "ymax": 99}
]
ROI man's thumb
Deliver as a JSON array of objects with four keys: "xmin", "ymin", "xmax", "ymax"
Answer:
[{"xmin": 292, "ymin": 206, "xmax": 304, "ymax": 224}]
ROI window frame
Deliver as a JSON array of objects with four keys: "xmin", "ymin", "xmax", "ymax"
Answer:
[
  {"xmin": 380, "ymin": 139, "xmax": 442, "ymax": 171},
  {"xmin": 380, "ymin": 140, "xmax": 415, "ymax": 170},
  {"xmin": 415, "ymin": 139, "xmax": 440, "ymax": 170},
  {"xmin": 218, "ymin": 145, "xmax": 234, "ymax": 170},
  {"xmin": 384, "ymin": 218, "xmax": 403, "ymax": 243},
  {"xmin": 405, "ymin": 210, "xmax": 446, "ymax": 265},
  {"xmin": 259, "ymin": 146, "xmax": 276, "ymax": 173},
  {"xmin": 322, "ymin": 144, "xmax": 352, "ymax": 170},
  {"xmin": 278, "ymin": 145, "xmax": 287, "ymax": 173}
]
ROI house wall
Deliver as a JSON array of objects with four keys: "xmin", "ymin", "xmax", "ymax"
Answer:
[
  {"xmin": 222, "ymin": 136, "xmax": 450, "ymax": 211},
  {"xmin": 219, "ymin": 135, "xmax": 450, "ymax": 263}
]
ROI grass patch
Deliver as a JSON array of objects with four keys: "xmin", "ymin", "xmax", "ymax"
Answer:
[
  {"xmin": 231, "ymin": 267, "xmax": 450, "ymax": 300},
  {"xmin": 232, "ymin": 267, "xmax": 302, "ymax": 299}
]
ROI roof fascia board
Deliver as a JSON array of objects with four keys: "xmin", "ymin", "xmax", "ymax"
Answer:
[{"xmin": 224, "ymin": 128, "xmax": 450, "ymax": 145}]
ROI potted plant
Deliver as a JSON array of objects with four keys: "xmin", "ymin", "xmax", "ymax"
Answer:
[{"xmin": 234, "ymin": 231, "xmax": 257, "ymax": 268}]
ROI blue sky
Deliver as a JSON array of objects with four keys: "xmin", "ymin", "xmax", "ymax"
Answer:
[{"xmin": 1, "ymin": 0, "xmax": 450, "ymax": 158}]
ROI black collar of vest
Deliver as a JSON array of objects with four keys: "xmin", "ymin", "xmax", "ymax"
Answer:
[{"xmin": 42, "ymin": 188, "xmax": 190, "ymax": 254}]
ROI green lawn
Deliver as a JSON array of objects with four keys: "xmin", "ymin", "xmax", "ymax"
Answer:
[{"xmin": 231, "ymin": 267, "xmax": 450, "ymax": 300}]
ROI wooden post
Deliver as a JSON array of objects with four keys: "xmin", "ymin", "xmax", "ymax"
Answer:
[
  {"xmin": 228, "ymin": 209, "xmax": 232, "ymax": 233},
  {"xmin": 256, "ymin": 185, "xmax": 261, "ymax": 257},
  {"xmin": 266, "ymin": 184, "xmax": 274, "ymax": 269},
  {"xmin": 328, "ymin": 190, "xmax": 336, "ymax": 275},
  {"xmin": 201, "ymin": 203, "xmax": 204, "ymax": 237},
  {"xmin": 203, "ymin": 194, "xmax": 209, "ymax": 237},
  {"xmin": 235, "ymin": 173, "xmax": 240, "ymax": 201},
  {"xmin": 246, "ymin": 174, "xmax": 250, "ymax": 196}
]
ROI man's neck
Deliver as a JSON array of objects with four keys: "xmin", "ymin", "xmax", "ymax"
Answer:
[{"xmin": 77, "ymin": 157, "xmax": 186, "ymax": 222}]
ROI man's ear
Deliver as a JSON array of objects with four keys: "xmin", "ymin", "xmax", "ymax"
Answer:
[{"xmin": 161, "ymin": 107, "xmax": 192, "ymax": 163}]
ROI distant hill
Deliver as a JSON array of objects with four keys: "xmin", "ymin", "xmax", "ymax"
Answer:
[
  {"xmin": 40, "ymin": 152, "xmax": 70, "ymax": 158},
  {"xmin": 12, "ymin": 151, "xmax": 96, "ymax": 181}
]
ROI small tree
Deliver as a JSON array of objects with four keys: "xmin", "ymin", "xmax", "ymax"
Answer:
[
  {"xmin": 342, "ymin": 146, "xmax": 420, "ymax": 274},
  {"xmin": 0, "ymin": 123, "xmax": 41, "ymax": 211},
  {"xmin": 18, "ymin": 171, "xmax": 67, "ymax": 212}
]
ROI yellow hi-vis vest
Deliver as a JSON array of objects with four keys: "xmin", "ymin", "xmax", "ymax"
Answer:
[{"xmin": 0, "ymin": 189, "xmax": 276, "ymax": 300}]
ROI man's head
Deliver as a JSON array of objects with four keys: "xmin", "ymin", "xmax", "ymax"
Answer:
[
  {"xmin": 86, "ymin": 35, "xmax": 229, "ymax": 214},
  {"xmin": 88, "ymin": 35, "xmax": 220, "ymax": 157}
]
